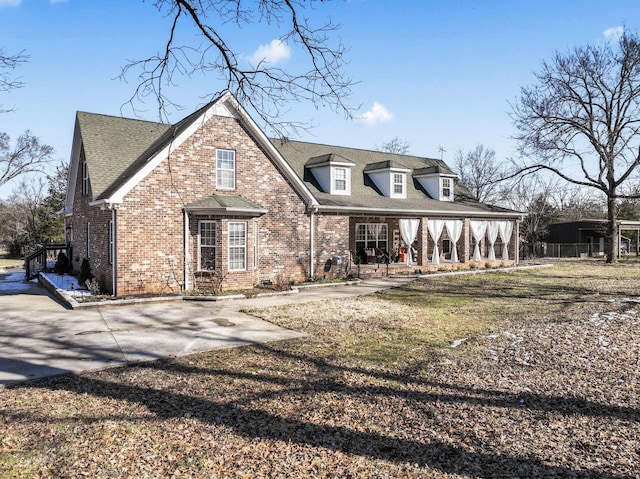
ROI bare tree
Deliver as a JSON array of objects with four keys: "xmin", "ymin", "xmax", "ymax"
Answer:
[
  {"xmin": 0, "ymin": 47, "xmax": 28, "ymax": 112},
  {"xmin": 376, "ymin": 137, "xmax": 410, "ymax": 155},
  {"xmin": 0, "ymin": 132, "xmax": 54, "ymax": 188},
  {"xmin": 511, "ymin": 31, "xmax": 640, "ymax": 262},
  {"xmin": 454, "ymin": 144, "xmax": 508, "ymax": 204},
  {"xmin": 122, "ymin": 0, "xmax": 356, "ymax": 135}
]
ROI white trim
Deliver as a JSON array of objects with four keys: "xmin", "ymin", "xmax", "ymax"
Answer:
[
  {"xmin": 104, "ymin": 92, "xmax": 318, "ymax": 209},
  {"xmin": 63, "ymin": 117, "xmax": 84, "ymax": 214},
  {"xmin": 228, "ymin": 221, "xmax": 247, "ymax": 271},
  {"xmin": 316, "ymin": 204, "xmax": 524, "ymax": 219},
  {"xmin": 197, "ymin": 220, "xmax": 217, "ymax": 271},
  {"xmin": 216, "ymin": 148, "xmax": 236, "ymax": 190}
]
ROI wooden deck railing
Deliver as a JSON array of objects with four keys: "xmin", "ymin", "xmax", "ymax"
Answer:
[{"xmin": 24, "ymin": 243, "xmax": 70, "ymax": 280}]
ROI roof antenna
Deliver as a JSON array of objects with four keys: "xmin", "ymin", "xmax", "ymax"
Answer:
[{"xmin": 437, "ymin": 145, "xmax": 446, "ymax": 161}]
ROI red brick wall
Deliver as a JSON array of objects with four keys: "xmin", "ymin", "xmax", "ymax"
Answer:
[
  {"xmin": 313, "ymin": 214, "xmax": 350, "ymax": 279},
  {"xmin": 113, "ymin": 114, "xmax": 310, "ymax": 295},
  {"xmin": 68, "ymin": 147, "xmax": 114, "ymax": 294}
]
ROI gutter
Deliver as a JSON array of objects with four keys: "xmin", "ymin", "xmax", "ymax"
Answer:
[
  {"xmin": 314, "ymin": 204, "xmax": 525, "ymax": 219},
  {"xmin": 309, "ymin": 206, "xmax": 317, "ymax": 279}
]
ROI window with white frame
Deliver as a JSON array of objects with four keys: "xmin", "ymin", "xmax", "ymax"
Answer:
[
  {"xmin": 334, "ymin": 167, "xmax": 347, "ymax": 192},
  {"xmin": 108, "ymin": 220, "xmax": 114, "ymax": 265},
  {"xmin": 216, "ymin": 149, "xmax": 236, "ymax": 189},
  {"xmin": 228, "ymin": 221, "xmax": 247, "ymax": 271},
  {"xmin": 442, "ymin": 177, "xmax": 452, "ymax": 199},
  {"xmin": 82, "ymin": 161, "xmax": 89, "ymax": 195},
  {"xmin": 392, "ymin": 173, "xmax": 405, "ymax": 196},
  {"xmin": 198, "ymin": 221, "xmax": 217, "ymax": 270},
  {"xmin": 355, "ymin": 223, "xmax": 388, "ymax": 256}
]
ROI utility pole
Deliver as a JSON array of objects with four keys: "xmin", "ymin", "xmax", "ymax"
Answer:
[{"xmin": 437, "ymin": 145, "xmax": 446, "ymax": 161}]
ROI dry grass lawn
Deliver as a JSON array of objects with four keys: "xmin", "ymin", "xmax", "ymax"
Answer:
[{"xmin": 1, "ymin": 260, "xmax": 639, "ymax": 478}]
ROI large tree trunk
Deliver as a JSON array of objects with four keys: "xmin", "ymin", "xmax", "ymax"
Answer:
[{"xmin": 606, "ymin": 196, "xmax": 619, "ymax": 263}]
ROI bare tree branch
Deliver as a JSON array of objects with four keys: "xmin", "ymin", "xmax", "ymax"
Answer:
[
  {"xmin": 510, "ymin": 30, "xmax": 640, "ymax": 261},
  {"xmin": 120, "ymin": 0, "xmax": 356, "ymax": 136},
  {"xmin": 0, "ymin": 132, "xmax": 54, "ymax": 188},
  {"xmin": 0, "ymin": 47, "xmax": 29, "ymax": 113}
]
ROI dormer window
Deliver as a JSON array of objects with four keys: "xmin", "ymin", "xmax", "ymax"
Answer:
[
  {"xmin": 305, "ymin": 154, "xmax": 355, "ymax": 196},
  {"xmin": 363, "ymin": 161, "xmax": 410, "ymax": 199},
  {"xmin": 392, "ymin": 173, "xmax": 405, "ymax": 196},
  {"xmin": 442, "ymin": 177, "xmax": 452, "ymax": 199},
  {"xmin": 413, "ymin": 166, "xmax": 457, "ymax": 202},
  {"xmin": 334, "ymin": 167, "xmax": 347, "ymax": 192}
]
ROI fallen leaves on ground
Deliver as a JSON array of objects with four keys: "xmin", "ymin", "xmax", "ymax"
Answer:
[{"xmin": 1, "ymin": 261, "xmax": 639, "ymax": 478}]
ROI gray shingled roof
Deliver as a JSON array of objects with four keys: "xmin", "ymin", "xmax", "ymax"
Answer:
[
  {"xmin": 271, "ymin": 139, "xmax": 517, "ymax": 216},
  {"xmin": 76, "ymin": 112, "xmax": 170, "ymax": 201},
  {"xmin": 185, "ymin": 195, "xmax": 267, "ymax": 215},
  {"xmin": 77, "ymin": 103, "xmax": 519, "ymax": 218}
]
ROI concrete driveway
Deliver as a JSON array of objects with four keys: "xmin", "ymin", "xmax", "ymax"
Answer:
[{"xmin": 0, "ymin": 268, "xmax": 413, "ymax": 387}]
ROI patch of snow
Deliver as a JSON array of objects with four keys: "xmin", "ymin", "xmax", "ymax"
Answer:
[{"xmin": 450, "ymin": 338, "xmax": 467, "ymax": 348}]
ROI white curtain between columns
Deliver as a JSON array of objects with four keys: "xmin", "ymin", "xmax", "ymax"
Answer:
[
  {"xmin": 470, "ymin": 220, "xmax": 487, "ymax": 262},
  {"xmin": 399, "ymin": 219, "xmax": 420, "ymax": 265},
  {"xmin": 486, "ymin": 221, "xmax": 500, "ymax": 260},
  {"xmin": 444, "ymin": 220, "xmax": 464, "ymax": 263},
  {"xmin": 427, "ymin": 219, "xmax": 446, "ymax": 264},
  {"xmin": 499, "ymin": 221, "xmax": 514, "ymax": 260}
]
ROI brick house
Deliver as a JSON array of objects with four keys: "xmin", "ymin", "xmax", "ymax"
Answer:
[{"xmin": 62, "ymin": 92, "xmax": 523, "ymax": 296}]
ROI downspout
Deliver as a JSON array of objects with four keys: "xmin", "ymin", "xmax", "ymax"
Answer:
[
  {"xmin": 112, "ymin": 208, "xmax": 117, "ymax": 296},
  {"xmin": 184, "ymin": 209, "xmax": 190, "ymax": 291},
  {"xmin": 309, "ymin": 207, "xmax": 317, "ymax": 280}
]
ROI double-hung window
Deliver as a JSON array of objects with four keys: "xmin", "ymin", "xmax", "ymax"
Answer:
[
  {"xmin": 198, "ymin": 221, "xmax": 217, "ymax": 270},
  {"xmin": 392, "ymin": 173, "xmax": 404, "ymax": 196},
  {"xmin": 442, "ymin": 177, "xmax": 452, "ymax": 199},
  {"xmin": 216, "ymin": 149, "xmax": 236, "ymax": 189},
  {"xmin": 334, "ymin": 167, "xmax": 347, "ymax": 192},
  {"xmin": 228, "ymin": 222, "xmax": 247, "ymax": 271}
]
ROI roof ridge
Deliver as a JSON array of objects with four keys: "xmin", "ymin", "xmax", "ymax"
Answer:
[
  {"xmin": 272, "ymin": 137, "xmax": 442, "ymax": 162},
  {"xmin": 76, "ymin": 111, "xmax": 167, "ymax": 127}
]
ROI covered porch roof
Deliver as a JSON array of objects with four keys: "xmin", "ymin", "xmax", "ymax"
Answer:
[{"xmin": 184, "ymin": 195, "xmax": 267, "ymax": 217}]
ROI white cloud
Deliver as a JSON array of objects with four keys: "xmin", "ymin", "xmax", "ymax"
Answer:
[
  {"xmin": 249, "ymin": 39, "xmax": 291, "ymax": 66},
  {"xmin": 0, "ymin": 0, "xmax": 21, "ymax": 7},
  {"xmin": 359, "ymin": 102, "xmax": 394, "ymax": 126},
  {"xmin": 603, "ymin": 26, "xmax": 624, "ymax": 41}
]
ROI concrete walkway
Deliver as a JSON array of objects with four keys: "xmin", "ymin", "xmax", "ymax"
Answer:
[{"xmin": 0, "ymin": 268, "xmax": 413, "ymax": 387}]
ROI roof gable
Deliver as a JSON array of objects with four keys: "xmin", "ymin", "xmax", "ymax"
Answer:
[
  {"xmin": 76, "ymin": 112, "xmax": 170, "ymax": 200},
  {"xmin": 65, "ymin": 92, "xmax": 316, "ymax": 211}
]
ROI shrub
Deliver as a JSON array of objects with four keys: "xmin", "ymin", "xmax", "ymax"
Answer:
[
  {"xmin": 469, "ymin": 262, "xmax": 477, "ymax": 270},
  {"xmin": 77, "ymin": 258, "xmax": 94, "ymax": 289},
  {"xmin": 53, "ymin": 251, "xmax": 70, "ymax": 275},
  {"xmin": 85, "ymin": 278, "xmax": 102, "ymax": 295}
]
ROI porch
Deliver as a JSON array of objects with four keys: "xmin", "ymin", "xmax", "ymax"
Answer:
[{"xmin": 344, "ymin": 257, "xmax": 514, "ymax": 279}]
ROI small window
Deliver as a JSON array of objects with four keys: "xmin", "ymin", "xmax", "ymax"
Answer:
[
  {"xmin": 198, "ymin": 221, "xmax": 217, "ymax": 270},
  {"xmin": 334, "ymin": 167, "xmax": 347, "ymax": 191},
  {"xmin": 228, "ymin": 221, "xmax": 247, "ymax": 271},
  {"xmin": 393, "ymin": 173, "xmax": 404, "ymax": 195},
  {"xmin": 216, "ymin": 149, "xmax": 236, "ymax": 189},
  {"xmin": 442, "ymin": 178, "xmax": 452, "ymax": 198},
  {"xmin": 82, "ymin": 161, "xmax": 89, "ymax": 196}
]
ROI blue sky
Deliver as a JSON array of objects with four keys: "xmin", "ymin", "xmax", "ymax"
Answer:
[{"xmin": 1, "ymin": 0, "xmax": 638, "ymax": 198}]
